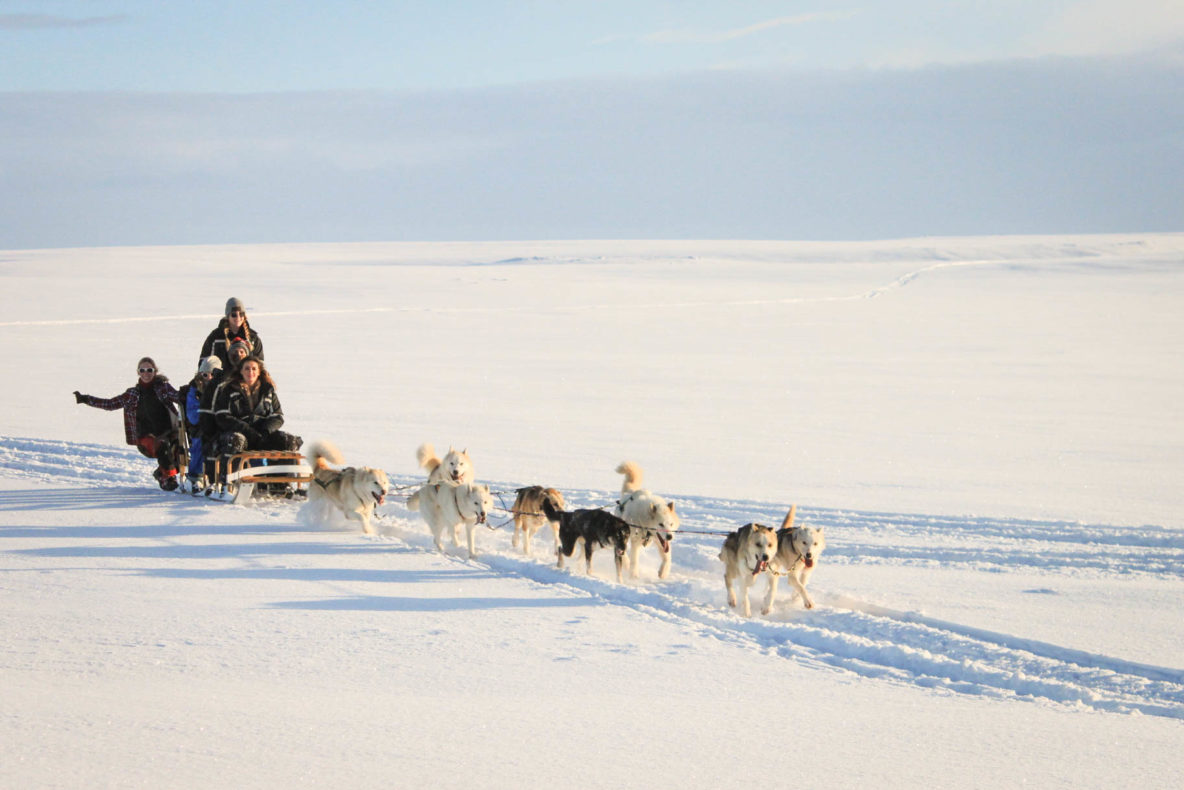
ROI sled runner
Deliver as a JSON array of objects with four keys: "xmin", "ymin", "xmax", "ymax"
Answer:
[{"xmin": 205, "ymin": 451, "xmax": 313, "ymax": 504}]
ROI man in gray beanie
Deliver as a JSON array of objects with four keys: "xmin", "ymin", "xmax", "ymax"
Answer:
[{"xmin": 199, "ymin": 297, "xmax": 264, "ymax": 369}]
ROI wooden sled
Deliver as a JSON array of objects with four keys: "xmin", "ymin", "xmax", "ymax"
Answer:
[{"xmin": 207, "ymin": 451, "xmax": 314, "ymax": 504}]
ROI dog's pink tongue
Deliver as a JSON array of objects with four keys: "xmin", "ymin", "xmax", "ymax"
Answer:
[
  {"xmin": 804, "ymin": 557, "xmax": 814, "ymax": 568},
  {"xmin": 753, "ymin": 560, "xmax": 767, "ymax": 577}
]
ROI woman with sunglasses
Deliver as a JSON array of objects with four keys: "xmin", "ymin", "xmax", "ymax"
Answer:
[
  {"xmin": 73, "ymin": 357, "xmax": 184, "ymax": 490},
  {"xmin": 199, "ymin": 297, "xmax": 264, "ymax": 370}
]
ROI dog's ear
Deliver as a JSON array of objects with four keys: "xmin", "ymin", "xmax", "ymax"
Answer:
[
  {"xmin": 668, "ymin": 501, "xmax": 676, "ymax": 513},
  {"xmin": 650, "ymin": 503, "xmax": 658, "ymax": 515}
]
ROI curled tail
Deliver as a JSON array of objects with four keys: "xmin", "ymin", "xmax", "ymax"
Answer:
[
  {"xmin": 615, "ymin": 460, "xmax": 643, "ymax": 494},
  {"xmin": 416, "ymin": 442, "xmax": 442, "ymax": 477},
  {"xmin": 307, "ymin": 440, "xmax": 344, "ymax": 471}
]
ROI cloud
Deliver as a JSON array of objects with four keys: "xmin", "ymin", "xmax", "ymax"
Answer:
[
  {"xmin": 0, "ymin": 50, "xmax": 1180, "ymax": 248},
  {"xmin": 1036, "ymin": 0, "xmax": 1184, "ymax": 57},
  {"xmin": 600, "ymin": 11, "xmax": 855, "ymax": 46},
  {"xmin": 0, "ymin": 14, "xmax": 128, "ymax": 30}
]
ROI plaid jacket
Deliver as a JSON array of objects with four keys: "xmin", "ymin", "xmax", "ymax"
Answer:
[{"xmin": 79, "ymin": 378, "xmax": 180, "ymax": 445}]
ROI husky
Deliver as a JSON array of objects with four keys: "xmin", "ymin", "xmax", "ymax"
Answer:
[
  {"xmin": 406, "ymin": 443, "xmax": 475, "ymax": 511},
  {"xmin": 768, "ymin": 506, "xmax": 826, "ymax": 610},
  {"xmin": 719, "ymin": 523, "xmax": 780, "ymax": 617},
  {"xmin": 510, "ymin": 485, "xmax": 566, "ymax": 556},
  {"xmin": 408, "ymin": 480, "xmax": 493, "ymax": 558},
  {"xmin": 304, "ymin": 440, "xmax": 389, "ymax": 535},
  {"xmin": 417, "ymin": 442, "xmax": 474, "ymax": 484},
  {"xmin": 543, "ymin": 499, "xmax": 632, "ymax": 583},
  {"xmin": 614, "ymin": 461, "xmax": 679, "ymax": 579}
]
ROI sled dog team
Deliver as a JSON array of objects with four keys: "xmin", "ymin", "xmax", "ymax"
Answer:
[{"xmin": 306, "ymin": 439, "xmax": 825, "ymax": 616}]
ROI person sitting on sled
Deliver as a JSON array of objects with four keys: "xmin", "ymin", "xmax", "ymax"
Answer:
[
  {"xmin": 212, "ymin": 355, "xmax": 301, "ymax": 457},
  {"xmin": 212, "ymin": 355, "xmax": 301, "ymax": 495},
  {"xmin": 74, "ymin": 356, "xmax": 184, "ymax": 490},
  {"xmin": 199, "ymin": 297, "xmax": 263, "ymax": 370},
  {"xmin": 179, "ymin": 356, "xmax": 222, "ymax": 488}
]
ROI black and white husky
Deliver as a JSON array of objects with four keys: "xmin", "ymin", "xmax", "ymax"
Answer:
[{"xmin": 543, "ymin": 499, "xmax": 634, "ymax": 583}]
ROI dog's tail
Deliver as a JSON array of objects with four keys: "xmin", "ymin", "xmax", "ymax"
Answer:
[
  {"xmin": 307, "ymin": 440, "xmax": 344, "ymax": 471},
  {"xmin": 615, "ymin": 460, "xmax": 643, "ymax": 493},
  {"xmin": 416, "ymin": 442, "xmax": 441, "ymax": 476},
  {"xmin": 780, "ymin": 504, "xmax": 797, "ymax": 531}
]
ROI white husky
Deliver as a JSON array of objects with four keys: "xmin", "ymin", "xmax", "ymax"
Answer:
[
  {"xmin": 406, "ymin": 443, "xmax": 475, "ymax": 511},
  {"xmin": 407, "ymin": 481, "xmax": 493, "ymax": 558},
  {"xmin": 614, "ymin": 460, "xmax": 680, "ymax": 579},
  {"xmin": 767, "ymin": 506, "xmax": 826, "ymax": 610},
  {"xmin": 303, "ymin": 440, "xmax": 389, "ymax": 535},
  {"xmin": 417, "ymin": 443, "xmax": 474, "ymax": 484}
]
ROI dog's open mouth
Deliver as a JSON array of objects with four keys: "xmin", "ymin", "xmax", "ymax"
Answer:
[
  {"xmin": 752, "ymin": 559, "xmax": 768, "ymax": 577},
  {"xmin": 803, "ymin": 556, "xmax": 814, "ymax": 568},
  {"xmin": 477, "ymin": 513, "xmax": 486, "ymax": 524},
  {"xmin": 450, "ymin": 472, "xmax": 462, "ymax": 482},
  {"xmin": 373, "ymin": 491, "xmax": 386, "ymax": 506},
  {"xmin": 655, "ymin": 530, "xmax": 670, "ymax": 552}
]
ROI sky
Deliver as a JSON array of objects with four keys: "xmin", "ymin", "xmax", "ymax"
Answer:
[{"xmin": 1, "ymin": 1, "xmax": 1182, "ymax": 247}]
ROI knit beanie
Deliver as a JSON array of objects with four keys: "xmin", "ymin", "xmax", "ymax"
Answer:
[
  {"xmin": 228, "ymin": 337, "xmax": 252, "ymax": 357},
  {"xmin": 225, "ymin": 297, "xmax": 245, "ymax": 316},
  {"xmin": 198, "ymin": 356, "xmax": 223, "ymax": 375}
]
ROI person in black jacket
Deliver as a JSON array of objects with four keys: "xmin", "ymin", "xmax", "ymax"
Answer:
[
  {"xmin": 74, "ymin": 356, "xmax": 183, "ymax": 490},
  {"xmin": 199, "ymin": 297, "xmax": 263, "ymax": 369},
  {"xmin": 212, "ymin": 355, "xmax": 301, "ymax": 457}
]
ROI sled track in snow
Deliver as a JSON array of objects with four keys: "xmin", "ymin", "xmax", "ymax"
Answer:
[{"xmin": 3, "ymin": 435, "xmax": 1183, "ymax": 719}]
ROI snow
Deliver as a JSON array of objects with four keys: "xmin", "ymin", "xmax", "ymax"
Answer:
[{"xmin": 2, "ymin": 235, "xmax": 1182, "ymax": 788}]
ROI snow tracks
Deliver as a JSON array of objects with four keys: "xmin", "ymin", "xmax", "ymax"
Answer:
[{"xmin": 3, "ymin": 435, "xmax": 1182, "ymax": 719}]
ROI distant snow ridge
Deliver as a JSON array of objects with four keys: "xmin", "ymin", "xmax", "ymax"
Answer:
[{"xmin": 3, "ymin": 435, "xmax": 1182, "ymax": 719}]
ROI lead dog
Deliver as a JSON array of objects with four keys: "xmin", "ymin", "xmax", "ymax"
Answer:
[
  {"xmin": 614, "ymin": 461, "xmax": 679, "ymax": 579},
  {"xmin": 543, "ymin": 499, "xmax": 631, "ymax": 583},
  {"xmin": 767, "ymin": 506, "xmax": 826, "ymax": 610},
  {"xmin": 511, "ymin": 485, "xmax": 566, "ymax": 556},
  {"xmin": 305, "ymin": 440, "xmax": 389, "ymax": 535},
  {"xmin": 408, "ymin": 480, "xmax": 493, "ymax": 558},
  {"xmin": 719, "ymin": 522, "xmax": 780, "ymax": 618}
]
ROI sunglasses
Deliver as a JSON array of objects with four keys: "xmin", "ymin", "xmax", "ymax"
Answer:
[{"xmin": 138, "ymin": 367, "xmax": 155, "ymax": 374}]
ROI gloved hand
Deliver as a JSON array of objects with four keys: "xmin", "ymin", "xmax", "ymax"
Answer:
[
  {"xmin": 242, "ymin": 427, "xmax": 263, "ymax": 446},
  {"xmin": 73, "ymin": 391, "xmax": 85, "ymax": 404}
]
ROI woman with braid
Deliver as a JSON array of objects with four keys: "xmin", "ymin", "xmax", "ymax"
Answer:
[{"xmin": 199, "ymin": 297, "xmax": 264, "ymax": 369}]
